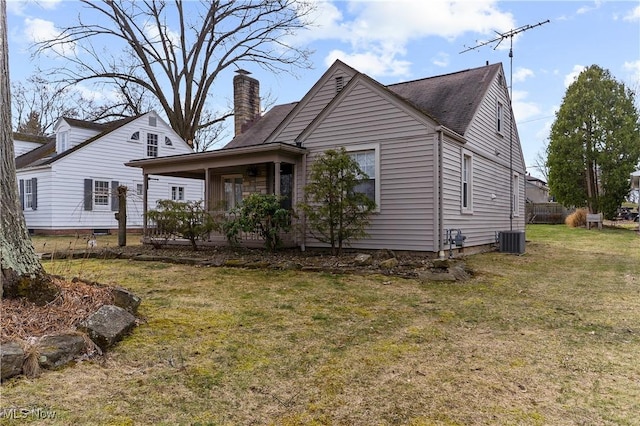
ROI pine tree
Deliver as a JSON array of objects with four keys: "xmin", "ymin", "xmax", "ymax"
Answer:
[{"xmin": 547, "ymin": 65, "xmax": 640, "ymax": 218}]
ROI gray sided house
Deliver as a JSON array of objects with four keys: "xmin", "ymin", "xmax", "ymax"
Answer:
[{"xmin": 127, "ymin": 60, "xmax": 526, "ymax": 254}]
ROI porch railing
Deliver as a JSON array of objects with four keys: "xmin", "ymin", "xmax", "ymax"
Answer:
[{"xmin": 144, "ymin": 211, "xmax": 299, "ymax": 248}]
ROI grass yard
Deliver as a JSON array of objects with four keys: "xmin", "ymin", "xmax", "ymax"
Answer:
[{"xmin": 2, "ymin": 225, "xmax": 639, "ymax": 425}]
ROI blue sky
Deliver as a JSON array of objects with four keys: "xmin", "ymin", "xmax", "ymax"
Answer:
[{"xmin": 6, "ymin": 0, "xmax": 640, "ymax": 179}]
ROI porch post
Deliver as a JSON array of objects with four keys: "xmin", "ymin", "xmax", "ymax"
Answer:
[
  {"xmin": 274, "ymin": 161, "xmax": 281, "ymax": 196},
  {"xmin": 204, "ymin": 168, "xmax": 210, "ymax": 210},
  {"xmin": 143, "ymin": 173, "xmax": 148, "ymax": 234}
]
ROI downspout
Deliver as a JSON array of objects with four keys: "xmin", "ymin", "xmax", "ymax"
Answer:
[{"xmin": 436, "ymin": 127, "xmax": 445, "ymax": 259}]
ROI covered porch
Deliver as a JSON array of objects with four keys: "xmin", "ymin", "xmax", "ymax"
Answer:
[{"xmin": 126, "ymin": 143, "xmax": 307, "ymax": 247}]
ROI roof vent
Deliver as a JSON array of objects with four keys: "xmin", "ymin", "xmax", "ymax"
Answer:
[{"xmin": 335, "ymin": 76, "xmax": 344, "ymax": 94}]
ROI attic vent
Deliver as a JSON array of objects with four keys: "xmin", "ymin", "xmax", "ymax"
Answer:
[
  {"xmin": 165, "ymin": 136, "xmax": 173, "ymax": 146},
  {"xmin": 335, "ymin": 76, "xmax": 344, "ymax": 93},
  {"xmin": 149, "ymin": 116, "xmax": 157, "ymax": 127}
]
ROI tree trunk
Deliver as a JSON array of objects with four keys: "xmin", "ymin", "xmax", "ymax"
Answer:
[{"xmin": 1, "ymin": 1, "xmax": 58, "ymax": 305}]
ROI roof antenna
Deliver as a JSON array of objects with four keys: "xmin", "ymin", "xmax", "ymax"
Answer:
[{"xmin": 460, "ymin": 19, "xmax": 549, "ymax": 231}]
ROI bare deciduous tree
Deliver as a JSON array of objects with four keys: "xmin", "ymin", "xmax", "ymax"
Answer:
[{"xmin": 35, "ymin": 0, "xmax": 314, "ymax": 150}]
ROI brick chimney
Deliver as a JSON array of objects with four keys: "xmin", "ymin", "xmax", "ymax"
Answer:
[{"xmin": 233, "ymin": 69, "xmax": 260, "ymax": 136}]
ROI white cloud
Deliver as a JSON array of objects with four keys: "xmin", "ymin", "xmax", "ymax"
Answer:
[
  {"xmin": 623, "ymin": 60, "xmax": 640, "ymax": 83},
  {"xmin": 623, "ymin": 5, "xmax": 640, "ymax": 22},
  {"xmin": 513, "ymin": 67, "xmax": 534, "ymax": 83},
  {"xmin": 38, "ymin": 0, "xmax": 64, "ymax": 10},
  {"xmin": 564, "ymin": 65, "xmax": 585, "ymax": 88},
  {"xmin": 512, "ymin": 90, "xmax": 541, "ymax": 122},
  {"xmin": 432, "ymin": 52, "xmax": 449, "ymax": 68},
  {"xmin": 300, "ymin": 0, "xmax": 515, "ymax": 78},
  {"xmin": 324, "ymin": 49, "xmax": 411, "ymax": 77},
  {"xmin": 23, "ymin": 17, "xmax": 75, "ymax": 56},
  {"xmin": 577, "ymin": 0, "xmax": 602, "ymax": 15}
]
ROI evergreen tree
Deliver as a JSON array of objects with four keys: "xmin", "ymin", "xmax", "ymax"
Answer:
[
  {"xmin": 298, "ymin": 148, "xmax": 376, "ymax": 255},
  {"xmin": 547, "ymin": 65, "xmax": 640, "ymax": 218}
]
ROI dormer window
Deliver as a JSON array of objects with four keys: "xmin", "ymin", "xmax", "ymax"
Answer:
[
  {"xmin": 335, "ymin": 76, "xmax": 344, "ymax": 94},
  {"xmin": 57, "ymin": 131, "xmax": 68, "ymax": 153},
  {"xmin": 165, "ymin": 136, "xmax": 173, "ymax": 146},
  {"xmin": 130, "ymin": 131, "xmax": 140, "ymax": 141}
]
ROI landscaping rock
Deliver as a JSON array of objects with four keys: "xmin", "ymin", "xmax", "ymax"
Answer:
[
  {"xmin": 432, "ymin": 259, "xmax": 451, "ymax": 269},
  {"xmin": 375, "ymin": 249, "xmax": 396, "ymax": 260},
  {"xmin": 354, "ymin": 253, "xmax": 373, "ymax": 265},
  {"xmin": 379, "ymin": 258, "xmax": 399, "ymax": 269},
  {"xmin": 79, "ymin": 305, "xmax": 136, "ymax": 350},
  {"xmin": 36, "ymin": 334, "xmax": 87, "ymax": 369},
  {"xmin": 1, "ymin": 342, "xmax": 24, "ymax": 381},
  {"xmin": 111, "ymin": 287, "xmax": 141, "ymax": 314}
]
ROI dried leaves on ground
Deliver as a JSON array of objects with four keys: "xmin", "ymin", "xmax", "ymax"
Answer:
[{"xmin": 1, "ymin": 277, "xmax": 114, "ymax": 343}]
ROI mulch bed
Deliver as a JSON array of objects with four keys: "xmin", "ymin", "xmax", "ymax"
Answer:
[{"xmin": 1, "ymin": 277, "xmax": 114, "ymax": 343}]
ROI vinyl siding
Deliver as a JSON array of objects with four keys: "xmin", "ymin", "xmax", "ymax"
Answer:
[
  {"xmin": 17, "ymin": 170, "xmax": 53, "ymax": 229},
  {"xmin": 14, "ymin": 140, "xmax": 43, "ymax": 157},
  {"xmin": 440, "ymin": 71, "xmax": 525, "ymax": 247},
  {"xmin": 274, "ymin": 68, "xmax": 356, "ymax": 144},
  {"xmin": 23, "ymin": 115, "xmax": 204, "ymax": 231},
  {"xmin": 300, "ymin": 80, "xmax": 437, "ymax": 252}
]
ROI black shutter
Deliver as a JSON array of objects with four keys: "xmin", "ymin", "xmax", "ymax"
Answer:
[
  {"xmin": 111, "ymin": 181, "xmax": 119, "ymax": 211},
  {"xmin": 19, "ymin": 179, "xmax": 24, "ymax": 210},
  {"xmin": 84, "ymin": 179, "xmax": 93, "ymax": 211},
  {"xmin": 31, "ymin": 178, "xmax": 38, "ymax": 210}
]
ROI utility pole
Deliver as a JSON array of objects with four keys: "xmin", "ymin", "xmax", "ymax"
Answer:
[{"xmin": 461, "ymin": 20, "xmax": 549, "ymax": 231}]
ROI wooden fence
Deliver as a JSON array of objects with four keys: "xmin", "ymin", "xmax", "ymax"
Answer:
[{"xmin": 525, "ymin": 202, "xmax": 570, "ymax": 224}]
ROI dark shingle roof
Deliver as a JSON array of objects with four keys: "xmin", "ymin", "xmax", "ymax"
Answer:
[
  {"xmin": 386, "ymin": 63, "xmax": 502, "ymax": 135},
  {"xmin": 224, "ymin": 102, "xmax": 298, "ymax": 149},
  {"xmin": 15, "ymin": 139, "xmax": 56, "ymax": 169}
]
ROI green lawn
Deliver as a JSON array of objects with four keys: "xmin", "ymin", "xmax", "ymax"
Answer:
[{"xmin": 2, "ymin": 225, "xmax": 639, "ymax": 425}]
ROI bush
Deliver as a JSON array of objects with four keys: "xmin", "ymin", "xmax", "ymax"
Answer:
[
  {"xmin": 223, "ymin": 193, "xmax": 292, "ymax": 251},
  {"xmin": 147, "ymin": 200, "xmax": 218, "ymax": 250},
  {"xmin": 565, "ymin": 208, "xmax": 588, "ymax": 228}
]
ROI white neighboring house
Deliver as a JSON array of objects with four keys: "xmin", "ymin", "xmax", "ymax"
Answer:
[
  {"xmin": 13, "ymin": 133, "xmax": 52, "ymax": 157},
  {"xmin": 15, "ymin": 111, "xmax": 203, "ymax": 234}
]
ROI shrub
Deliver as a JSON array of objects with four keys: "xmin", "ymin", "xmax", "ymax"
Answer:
[
  {"xmin": 223, "ymin": 193, "xmax": 292, "ymax": 251},
  {"xmin": 147, "ymin": 200, "xmax": 218, "ymax": 250},
  {"xmin": 297, "ymin": 148, "xmax": 376, "ymax": 255},
  {"xmin": 565, "ymin": 208, "xmax": 588, "ymax": 228}
]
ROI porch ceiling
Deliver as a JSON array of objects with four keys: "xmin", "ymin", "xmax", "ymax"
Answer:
[{"xmin": 125, "ymin": 142, "xmax": 306, "ymax": 178}]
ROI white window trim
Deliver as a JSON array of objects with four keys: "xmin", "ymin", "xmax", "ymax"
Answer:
[
  {"xmin": 496, "ymin": 100, "xmax": 504, "ymax": 136},
  {"xmin": 24, "ymin": 179, "xmax": 33, "ymax": 210},
  {"xmin": 147, "ymin": 132, "xmax": 159, "ymax": 157},
  {"xmin": 345, "ymin": 143, "xmax": 381, "ymax": 213},
  {"xmin": 170, "ymin": 185, "xmax": 185, "ymax": 201},
  {"xmin": 512, "ymin": 172, "xmax": 520, "ymax": 217},
  {"xmin": 57, "ymin": 131, "xmax": 68, "ymax": 153},
  {"xmin": 93, "ymin": 180, "xmax": 111, "ymax": 211},
  {"xmin": 461, "ymin": 151, "xmax": 473, "ymax": 214}
]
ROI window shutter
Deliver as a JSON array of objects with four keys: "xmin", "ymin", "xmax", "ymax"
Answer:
[
  {"xmin": 19, "ymin": 179, "xmax": 24, "ymax": 210},
  {"xmin": 111, "ymin": 181, "xmax": 119, "ymax": 211},
  {"xmin": 84, "ymin": 179, "xmax": 93, "ymax": 211},
  {"xmin": 31, "ymin": 178, "xmax": 38, "ymax": 210}
]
